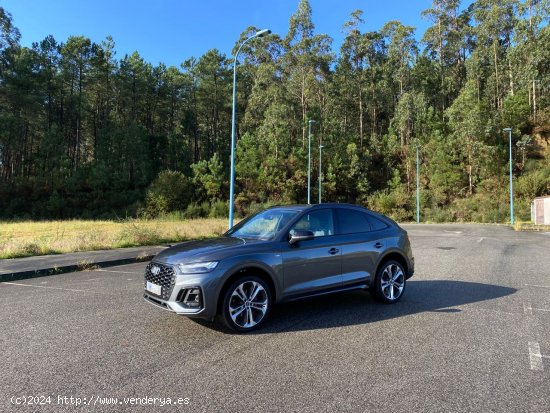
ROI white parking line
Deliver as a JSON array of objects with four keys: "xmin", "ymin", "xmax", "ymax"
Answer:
[
  {"xmin": 1, "ymin": 281, "xmax": 97, "ymax": 293},
  {"xmin": 524, "ymin": 284, "xmax": 550, "ymax": 289},
  {"xmin": 525, "ymin": 301, "xmax": 550, "ymax": 314},
  {"xmin": 528, "ymin": 342, "xmax": 544, "ymax": 371},
  {"xmin": 95, "ymin": 269, "xmax": 142, "ymax": 275}
]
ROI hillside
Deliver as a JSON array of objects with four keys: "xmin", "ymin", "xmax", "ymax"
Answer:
[{"xmin": 0, "ymin": 1, "xmax": 549, "ymax": 222}]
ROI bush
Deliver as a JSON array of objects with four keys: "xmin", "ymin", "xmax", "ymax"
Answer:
[
  {"xmin": 423, "ymin": 207, "xmax": 454, "ymax": 223},
  {"xmin": 450, "ymin": 192, "xmax": 509, "ymax": 223},
  {"xmin": 209, "ymin": 201, "xmax": 229, "ymax": 218},
  {"xmin": 515, "ymin": 168, "xmax": 550, "ymax": 200},
  {"xmin": 183, "ymin": 203, "xmax": 208, "ymax": 219},
  {"xmin": 141, "ymin": 170, "xmax": 192, "ymax": 217},
  {"xmin": 368, "ymin": 190, "xmax": 413, "ymax": 222}
]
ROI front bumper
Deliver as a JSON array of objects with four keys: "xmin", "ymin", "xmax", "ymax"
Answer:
[
  {"xmin": 143, "ymin": 291, "xmax": 206, "ymax": 316},
  {"xmin": 143, "ymin": 262, "xmax": 222, "ymax": 319}
]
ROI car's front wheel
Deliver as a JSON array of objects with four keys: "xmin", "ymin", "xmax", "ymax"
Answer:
[
  {"xmin": 221, "ymin": 276, "xmax": 271, "ymax": 332},
  {"xmin": 372, "ymin": 260, "xmax": 406, "ymax": 303}
]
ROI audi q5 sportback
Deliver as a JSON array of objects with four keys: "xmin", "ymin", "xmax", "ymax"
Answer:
[{"xmin": 143, "ymin": 203, "xmax": 414, "ymax": 332}]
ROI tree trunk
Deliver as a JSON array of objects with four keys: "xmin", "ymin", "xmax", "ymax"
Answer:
[
  {"xmin": 533, "ymin": 79, "xmax": 537, "ymax": 121},
  {"xmin": 468, "ymin": 142, "xmax": 473, "ymax": 195},
  {"xmin": 508, "ymin": 59, "xmax": 514, "ymax": 96},
  {"xmin": 493, "ymin": 40, "xmax": 500, "ymax": 109}
]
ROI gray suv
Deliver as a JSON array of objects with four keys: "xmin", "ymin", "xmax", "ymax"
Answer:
[{"xmin": 143, "ymin": 203, "xmax": 414, "ymax": 332}]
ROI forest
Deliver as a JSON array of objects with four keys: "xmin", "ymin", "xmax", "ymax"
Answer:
[{"xmin": 0, "ymin": 0, "xmax": 549, "ymax": 222}]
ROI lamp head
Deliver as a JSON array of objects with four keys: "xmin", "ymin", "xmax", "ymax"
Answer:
[
  {"xmin": 255, "ymin": 29, "xmax": 271, "ymax": 37},
  {"xmin": 503, "ymin": 128, "xmax": 512, "ymax": 132}
]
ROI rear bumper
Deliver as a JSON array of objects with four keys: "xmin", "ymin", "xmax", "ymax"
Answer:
[{"xmin": 406, "ymin": 256, "xmax": 415, "ymax": 279}]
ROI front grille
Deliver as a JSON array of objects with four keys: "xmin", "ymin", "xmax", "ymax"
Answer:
[{"xmin": 144, "ymin": 262, "xmax": 176, "ymax": 300}]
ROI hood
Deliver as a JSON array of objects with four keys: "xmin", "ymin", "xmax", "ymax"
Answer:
[{"xmin": 153, "ymin": 236, "xmax": 250, "ymax": 264}]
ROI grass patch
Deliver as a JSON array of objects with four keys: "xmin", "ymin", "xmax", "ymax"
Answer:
[
  {"xmin": 513, "ymin": 221, "xmax": 550, "ymax": 232},
  {"xmin": 0, "ymin": 218, "xmax": 227, "ymax": 259}
]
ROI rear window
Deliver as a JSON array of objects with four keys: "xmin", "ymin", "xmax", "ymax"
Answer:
[
  {"xmin": 336, "ymin": 209, "xmax": 371, "ymax": 234},
  {"xmin": 367, "ymin": 215, "xmax": 388, "ymax": 230}
]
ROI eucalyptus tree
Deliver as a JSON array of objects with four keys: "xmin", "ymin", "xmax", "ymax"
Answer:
[
  {"xmin": 472, "ymin": 0, "xmax": 519, "ymax": 109},
  {"xmin": 382, "ymin": 21, "xmax": 418, "ymax": 101},
  {"xmin": 422, "ymin": 0, "xmax": 472, "ymax": 111},
  {"xmin": 282, "ymin": 0, "xmax": 333, "ymax": 146}
]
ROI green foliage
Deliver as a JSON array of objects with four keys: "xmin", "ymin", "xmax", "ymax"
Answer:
[
  {"xmin": 501, "ymin": 90, "xmax": 531, "ymax": 131},
  {"xmin": 141, "ymin": 170, "xmax": 192, "ymax": 218},
  {"xmin": 368, "ymin": 170, "xmax": 413, "ymax": 222},
  {"xmin": 183, "ymin": 203, "xmax": 209, "ymax": 219},
  {"xmin": 515, "ymin": 166, "xmax": 550, "ymax": 200},
  {"xmin": 209, "ymin": 201, "xmax": 229, "ymax": 218},
  {"xmin": 191, "ymin": 153, "xmax": 225, "ymax": 202},
  {"xmin": 1, "ymin": 1, "xmax": 550, "ymax": 224}
]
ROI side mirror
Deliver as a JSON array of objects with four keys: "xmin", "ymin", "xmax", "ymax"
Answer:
[{"xmin": 289, "ymin": 230, "xmax": 314, "ymax": 245}]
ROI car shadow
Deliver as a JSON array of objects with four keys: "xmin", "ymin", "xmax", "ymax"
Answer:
[{"xmin": 245, "ymin": 279, "xmax": 517, "ymax": 335}]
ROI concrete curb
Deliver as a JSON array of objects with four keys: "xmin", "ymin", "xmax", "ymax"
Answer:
[
  {"xmin": 0, "ymin": 244, "xmax": 171, "ymax": 283},
  {"xmin": 0, "ymin": 254, "xmax": 156, "ymax": 283}
]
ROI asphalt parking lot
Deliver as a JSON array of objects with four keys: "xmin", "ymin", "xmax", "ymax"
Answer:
[{"xmin": 1, "ymin": 224, "xmax": 549, "ymax": 412}]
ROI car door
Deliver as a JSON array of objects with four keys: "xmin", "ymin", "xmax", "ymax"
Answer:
[
  {"xmin": 335, "ymin": 208, "xmax": 389, "ymax": 287},
  {"xmin": 281, "ymin": 209, "xmax": 342, "ymax": 297}
]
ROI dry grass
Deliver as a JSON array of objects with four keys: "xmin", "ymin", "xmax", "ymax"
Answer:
[
  {"xmin": 0, "ymin": 218, "xmax": 228, "ymax": 259},
  {"xmin": 513, "ymin": 221, "xmax": 550, "ymax": 232}
]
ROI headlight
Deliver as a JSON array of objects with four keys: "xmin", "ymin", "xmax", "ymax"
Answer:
[{"xmin": 177, "ymin": 261, "xmax": 218, "ymax": 274}]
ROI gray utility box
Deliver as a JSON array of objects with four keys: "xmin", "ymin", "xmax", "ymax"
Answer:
[{"xmin": 531, "ymin": 196, "xmax": 550, "ymax": 225}]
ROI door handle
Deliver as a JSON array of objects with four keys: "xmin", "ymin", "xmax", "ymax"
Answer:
[
  {"xmin": 374, "ymin": 242, "xmax": 383, "ymax": 249},
  {"xmin": 328, "ymin": 248, "xmax": 340, "ymax": 255}
]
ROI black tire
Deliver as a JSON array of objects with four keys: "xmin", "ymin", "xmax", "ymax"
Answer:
[
  {"xmin": 220, "ymin": 276, "xmax": 272, "ymax": 332},
  {"xmin": 372, "ymin": 260, "xmax": 406, "ymax": 304}
]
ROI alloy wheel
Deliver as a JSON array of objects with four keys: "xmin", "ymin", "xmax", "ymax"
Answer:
[
  {"xmin": 228, "ymin": 280, "xmax": 269, "ymax": 329},
  {"xmin": 380, "ymin": 263, "xmax": 405, "ymax": 301}
]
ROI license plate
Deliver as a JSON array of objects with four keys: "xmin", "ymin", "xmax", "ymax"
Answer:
[{"xmin": 146, "ymin": 281, "xmax": 162, "ymax": 296}]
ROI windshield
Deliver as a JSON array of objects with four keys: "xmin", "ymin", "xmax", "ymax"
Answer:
[{"xmin": 226, "ymin": 209, "xmax": 298, "ymax": 240}]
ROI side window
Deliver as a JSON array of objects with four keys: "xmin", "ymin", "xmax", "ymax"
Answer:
[
  {"xmin": 290, "ymin": 209, "xmax": 334, "ymax": 238},
  {"xmin": 336, "ymin": 208, "xmax": 372, "ymax": 234},
  {"xmin": 367, "ymin": 215, "xmax": 388, "ymax": 230}
]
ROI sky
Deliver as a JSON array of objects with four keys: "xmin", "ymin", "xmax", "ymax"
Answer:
[{"xmin": 3, "ymin": 0, "xmax": 439, "ymax": 68}]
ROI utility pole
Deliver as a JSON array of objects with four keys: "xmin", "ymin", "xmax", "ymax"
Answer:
[
  {"xmin": 416, "ymin": 144, "xmax": 420, "ymax": 224},
  {"xmin": 318, "ymin": 144, "xmax": 324, "ymax": 204},
  {"xmin": 307, "ymin": 120, "xmax": 315, "ymax": 204},
  {"xmin": 503, "ymin": 128, "xmax": 514, "ymax": 225}
]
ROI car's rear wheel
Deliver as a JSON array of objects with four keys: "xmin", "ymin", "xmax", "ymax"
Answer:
[
  {"xmin": 221, "ymin": 276, "xmax": 271, "ymax": 332},
  {"xmin": 372, "ymin": 260, "xmax": 406, "ymax": 303}
]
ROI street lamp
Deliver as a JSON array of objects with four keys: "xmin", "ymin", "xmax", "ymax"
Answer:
[
  {"xmin": 307, "ymin": 120, "xmax": 315, "ymax": 204},
  {"xmin": 318, "ymin": 144, "xmax": 324, "ymax": 204},
  {"xmin": 503, "ymin": 128, "xmax": 514, "ymax": 225},
  {"xmin": 228, "ymin": 28, "xmax": 271, "ymax": 229}
]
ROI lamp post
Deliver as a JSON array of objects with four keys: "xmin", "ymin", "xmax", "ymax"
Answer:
[
  {"xmin": 503, "ymin": 128, "xmax": 514, "ymax": 225},
  {"xmin": 307, "ymin": 120, "xmax": 315, "ymax": 204},
  {"xmin": 416, "ymin": 144, "xmax": 420, "ymax": 224},
  {"xmin": 228, "ymin": 28, "xmax": 271, "ymax": 229},
  {"xmin": 318, "ymin": 144, "xmax": 324, "ymax": 204}
]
